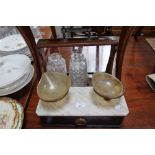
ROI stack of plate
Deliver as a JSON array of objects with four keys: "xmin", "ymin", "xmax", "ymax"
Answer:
[
  {"xmin": 0, "ymin": 54, "xmax": 34, "ymax": 96},
  {"xmin": 0, "ymin": 34, "xmax": 33, "ymax": 61},
  {"xmin": 0, "ymin": 97, "xmax": 24, "ymax": 129}
]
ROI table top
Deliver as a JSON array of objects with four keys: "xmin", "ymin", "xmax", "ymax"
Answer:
[{"xmin": 20, "ymin": 37, "xmax": 155, "ymax": 128}]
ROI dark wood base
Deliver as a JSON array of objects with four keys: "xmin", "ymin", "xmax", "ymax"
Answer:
[{"xmin": 39, "ymin": 116, "xmax": 124, "ymax": 128}]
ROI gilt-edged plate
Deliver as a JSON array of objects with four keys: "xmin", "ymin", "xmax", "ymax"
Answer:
[
  {"xmin": 15, "ymin": 102, "xmax": 24, "ymax": 129},
  {"xmin": 0, "ymin": 97, "xmax": 19, "ymax": 129}
]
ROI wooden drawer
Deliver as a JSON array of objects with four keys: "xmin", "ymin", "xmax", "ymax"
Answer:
[{"xmin": 40, "ymin": 116, "xmax": 124, "ymax": 128}]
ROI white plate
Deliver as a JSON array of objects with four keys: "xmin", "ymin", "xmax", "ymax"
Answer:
[
  {"xmin": 0, "ymin": 64, "xmax": 31, "ymax": 89},
  {"xmin": 0, "ymin": 65, "xmax": 34, "ymax": 96},
  {"xmin": 0, "ymin": 54, "xmax": 31, "ymax": 88},
  {"xmin": 0, "ymin": 34, "xmax": 27, "ymax": 52},
  {"xmin": 0, "ymin": 46, "xmax": 29, "ymax": 55},
  {"xmin": 0, "ymin": 49, "xmax": 32, "ymax": 61}
]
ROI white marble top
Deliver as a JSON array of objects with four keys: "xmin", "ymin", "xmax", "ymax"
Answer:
[{"xmin": 36, "ymin": 87, "xmax": 129, "ymax": 116}]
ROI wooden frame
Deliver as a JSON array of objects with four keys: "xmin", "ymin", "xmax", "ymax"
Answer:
[
  {"xmin": 17, "ymin": 26, "xmax": 42, "ymax": 80},
  {"xmin": 14, "ymin": 26, "xmax": 134, "ymax": 128},
  {"xmin": 116, "ymin": 26, "xmax": 134, "ymax": 79},
  {"xmin": 15, "ymin": 26, "xmax": 42, "ymax": 113}
]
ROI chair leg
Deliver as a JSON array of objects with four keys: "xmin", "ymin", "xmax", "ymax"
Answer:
[{"xmin": 23, "ymin": 76, "xmax": 37, "ymax": 113}]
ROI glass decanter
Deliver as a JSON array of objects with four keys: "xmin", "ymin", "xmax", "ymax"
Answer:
[
  {"xmin": 46, "ymin": 52, "xmax": 67, "ymax": 75},
  {"xmin": 69, "ymin": 47, "xmax": 88, "ymax": 86}
]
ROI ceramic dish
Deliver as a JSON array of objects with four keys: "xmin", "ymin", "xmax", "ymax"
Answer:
[
  {"xmin": 0, "ymin": 54, "xmax": 31, "ymax": 88},
  {"xmin": 92, "ymin": 72, "xmax": 124, "ymax": 100},
  {"xmin": 11, "ymin": 99, "xmax": 19, "ymax": 129},
  {"xmin": 37, "ymin": 72, "xmax": 71, "ymax": 102},
  {"xmin": 0, "ymin": 97, "xmax": 19, "ymax": 129},
  {"xmin": 0, "ymin": 65, "xmax": 34, "ymax": 96},
  {"xmin": 0, "ymin": 34, "xmax": 27, "ymax": 52},
  {"xmin": 0, "ymin": 64, "xmax": 31, "ymax": 89},
  {"xmin": 0, "ymin": 46, "xmax": 28, "ymax": 55},
  {"xmin": 0, "ymin": 49, "xmax": 33, "ymax": 62},
  {"xmin": 15, "ymin": 103, "xmax": 24, "ymax": 129}
]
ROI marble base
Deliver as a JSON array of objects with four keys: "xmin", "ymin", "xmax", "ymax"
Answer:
[{"xmin": 36, "ymin": 87, "xmax": 129, "ymax": 117}]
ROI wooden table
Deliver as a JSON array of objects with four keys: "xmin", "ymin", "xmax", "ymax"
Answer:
[{"xmin": 23, "ymin": 37, "xmax": 155, "ymax": 128}]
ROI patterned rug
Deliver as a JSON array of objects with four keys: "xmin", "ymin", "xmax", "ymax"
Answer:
[{"xmin": 145, "ymin": 38, "xmax": 155, "ymax": 51}]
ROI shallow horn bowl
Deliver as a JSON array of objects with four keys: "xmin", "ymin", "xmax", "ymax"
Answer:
[
  {"xmin": 92, "ymin": 72, "xmax": 125, "ymax": 100},
  {"xmin": 37, "ymin": 72, "xmax": 71, "ymax": 102}
]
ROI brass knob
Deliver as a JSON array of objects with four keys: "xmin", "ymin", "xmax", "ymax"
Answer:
[{"xmin": 75, "ymin": 118, "xmax": 87, "ymax": 126}]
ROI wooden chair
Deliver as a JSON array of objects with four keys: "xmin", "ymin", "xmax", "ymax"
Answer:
[
  {"xmin": 8, "ymin": 26, "xmax": 42, "ymax": 114},
  {"xmin": 0, "ymin": 26, "xmax": 41, "ymax": 124}
]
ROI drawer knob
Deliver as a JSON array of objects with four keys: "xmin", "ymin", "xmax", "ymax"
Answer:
[{"xmin": 75, "ymin": 118, "xmax": 87, "ymax": 126}]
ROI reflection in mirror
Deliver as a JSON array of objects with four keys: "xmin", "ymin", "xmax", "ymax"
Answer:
[{"xmin": 0, "ymin": 26, "xmax": 33, "ymax": 61}]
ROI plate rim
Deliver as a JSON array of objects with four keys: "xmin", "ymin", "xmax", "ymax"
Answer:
[
  {"xmin": 15, "ymin": 102, "xmax": 24, "ymax": 129},
  {"xmin": 0, "ymin": 97, "xmax": 18, "ymax": 129},
  {"xmin": 0, "ymin": 54, "xmax": 31, "ymax": 87},
  {"xmin": 0, "ymin": 65, "xmax": 34, "ymax": 96},
  {"xmin": 0, "ymin": 34, "xmax": 27, "ymax": 52}
]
